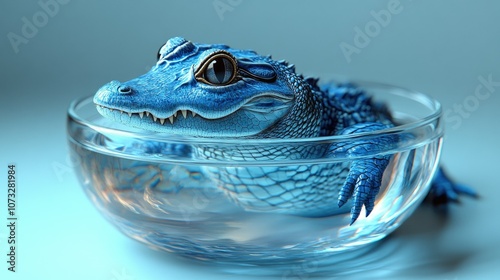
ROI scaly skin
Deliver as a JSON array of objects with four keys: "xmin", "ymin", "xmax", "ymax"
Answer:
[{"xmin": 94, "ymin": 37, "xmax": 475, "ymax": 224}]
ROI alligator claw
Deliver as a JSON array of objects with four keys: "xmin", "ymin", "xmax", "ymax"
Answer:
[{"xmin": 339, "ymin": 157, "xmax": 390, "ymax": 225}]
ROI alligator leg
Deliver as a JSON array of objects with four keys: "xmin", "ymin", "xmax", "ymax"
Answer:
[
  {"xmin": 428, "ymin": 167, "xmax": 478, "ymax": 205},
  {"xmin": 332, "ymin": 122, "xmax": 396, "ymax": 225},
  {"xmin": 338, "ymin": 156, "xmax": 391, "ymax": 225}
]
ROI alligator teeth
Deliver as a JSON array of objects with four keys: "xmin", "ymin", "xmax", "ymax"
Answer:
[
  {"xmin": 98, "ymin": 106, "xmax": 203, "ymax": 124},
  {"xmin": 101, "ymin": 108, "xmax": 200, "ymax": 125}
]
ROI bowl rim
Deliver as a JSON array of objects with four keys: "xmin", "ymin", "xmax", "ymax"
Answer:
[{"xmin": 68, "ymin": 80, "xmax": 442, "ymax": 145}]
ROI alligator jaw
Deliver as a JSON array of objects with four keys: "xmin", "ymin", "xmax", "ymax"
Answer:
[{"xmin": 96, "ymin": 105, "xmax": 197, "ymax": 125}]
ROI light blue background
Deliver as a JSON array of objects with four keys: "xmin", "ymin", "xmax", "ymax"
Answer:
[{"xmin": 1, "ymin": 0, "xmax": 499, "ymax": 279}]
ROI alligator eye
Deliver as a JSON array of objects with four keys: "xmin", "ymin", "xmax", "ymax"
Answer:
[
  {"xmin": 195, "ymin": 52, "xmax": 238, "ymax": 86},
  {"xmin": 204, "ymin": 57, "xmax": 234, "ymax": 84}
]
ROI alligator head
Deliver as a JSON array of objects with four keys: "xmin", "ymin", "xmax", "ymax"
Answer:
[{"xmin": 94, "ymin": 37, "xmax": 321, "ymax": 137}]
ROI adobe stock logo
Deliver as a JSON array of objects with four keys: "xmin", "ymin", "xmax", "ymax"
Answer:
[
  {"xmin": 444, "ymin": 74, "xmax": 499, "ymax": 130},
  {"xmin": 7, "ymin": 0, "xmax": 71, "ymax": 54},
  {"xmin": 340, "ymin": 0, "xmax": 404, "ymax": 63},
  {"xmin": 213, "ymin": 0, "xmax": 243, "ymax": 21}
]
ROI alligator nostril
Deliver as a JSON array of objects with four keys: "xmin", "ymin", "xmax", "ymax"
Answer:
[{"xmin": 118, "ymin": 85, "xmax": 132, "ymax": 94}]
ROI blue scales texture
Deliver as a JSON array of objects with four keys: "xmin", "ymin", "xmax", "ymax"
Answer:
[{"xmin": 93, "ymin": 37, "xmax": 476, "ymax": 224}]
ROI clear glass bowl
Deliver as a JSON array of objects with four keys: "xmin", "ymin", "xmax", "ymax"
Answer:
[{"xmin": 67, "ymin": 81, "xmax": 442, "ymax": 268}]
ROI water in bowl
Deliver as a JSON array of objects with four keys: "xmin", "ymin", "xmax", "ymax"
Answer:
[{"xmin": 69, "ymin": 124, "xmax": 440, "ymax": 265}]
